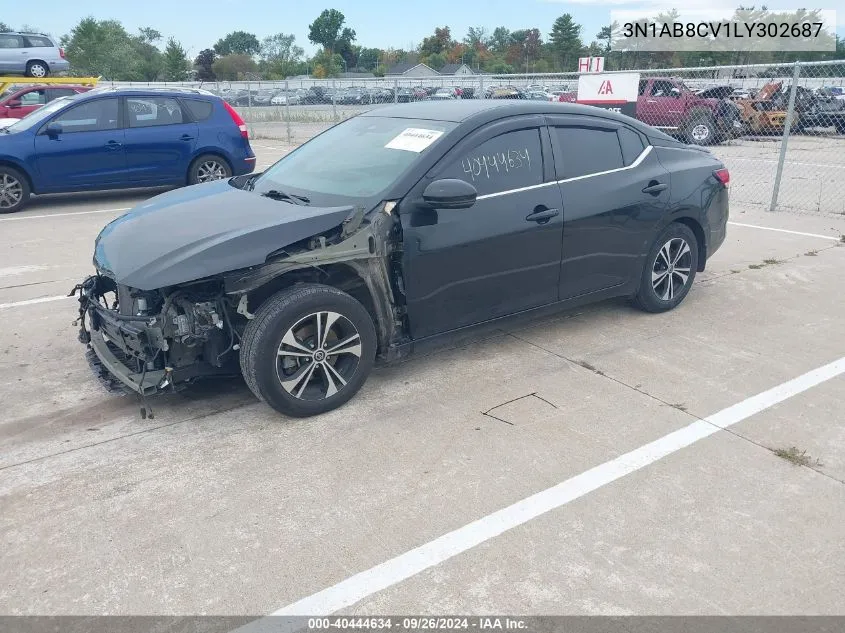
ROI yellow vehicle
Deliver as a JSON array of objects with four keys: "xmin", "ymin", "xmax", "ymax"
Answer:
[
  {"xmin": 735, "ymin": 81, "xmax": 799, "ymax": 134},
  {"xmin": 0, "ymin": 76, "xmax": 99, "ymax": 95}
]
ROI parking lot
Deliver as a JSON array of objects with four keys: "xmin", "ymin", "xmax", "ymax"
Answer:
[{"xmin": 2, "ymin": 140, "xmax": 845, "ymax": 617}]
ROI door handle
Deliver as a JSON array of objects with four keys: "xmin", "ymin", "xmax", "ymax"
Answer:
[
  {"xmin": 180, "ymin": 134, "xmax": 194, "ymax": 141},
  {"xmin": 105, "ymin": 140, "xmax": 123, "ymax": 150},
  {"xmin": 642, "ymin": 181, "xmax": 668, "ymax": 195},
  {"xmin": 525, "ymin": 207, "xmax": 560, "ymax": 224}
]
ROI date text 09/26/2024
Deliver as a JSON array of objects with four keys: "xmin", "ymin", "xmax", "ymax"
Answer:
[{"xmin": 307, "ymin": 618, "xmax": 528, "ymax": 631}]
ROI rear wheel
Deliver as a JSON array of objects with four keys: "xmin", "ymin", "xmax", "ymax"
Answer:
[
  {"xmin": 632, "ymin": 223, "xmax": 699, "ymax": 313},
  {"xmin": 25, "ymin": 61, "xmax": 49, "ymax": 78},
  {"xmin": 0, "ymin": 166, "xmax": 30, "ymax": 214},
  {"xmin": 188, "ymin": 154, "xmax": 231, "ymax": 184},
  {"xmin": 240, "ymin": 284, "xmax": 377, "ymax": 417}
]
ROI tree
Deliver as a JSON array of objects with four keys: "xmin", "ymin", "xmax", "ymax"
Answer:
[
  {"xmin": 132, "ymin": 27, "xmax": 163, "ymax": 81},
  {"xmin": 212, "ymin": 54, "xmax": 258, "ymax": 80},
  {"xmin": 194, "ymin": 48, "xmax": 216, "ymax": 81},
  {"xmin": 419, "ymin": 26, "xmax": 454, "ymax": 57},
  {"xmin": 259, "ymin": 33, "xmax": 304, "ymax": 78},
  {"xmin": 490, "ymin": 27, "xmax": 511, "ymax": 53},
  {"xmin": 423, "ymin": 52, "xmax": 447, "ymax": 70},
  {"xmin": 464, "ymin": 27, "xmax": 490, "ymax": 49},
  {"xmin": 61, "ymin": 17, "xmax": 139, "ymax": 80},
  {"xmin": 550, "ymin": 14, "xmax": 583, "ymax": 71},
  {"xmin": 308, "ymin": 8, "xmax": 355, "ymax": 61},
  {"xmin": 163, "ymin": 37, "xmax": 190, "ymax": 81},
  {"xmin": 0, "ymin": 22, "xmax": 11, "ymax": 32},
  {"xmin": 213, "ymin": 31, "xmax": 260, "ymax": 56},
  {"xmin": 357, "ymin": 47, "xmax": 382, "ymax": 70}
]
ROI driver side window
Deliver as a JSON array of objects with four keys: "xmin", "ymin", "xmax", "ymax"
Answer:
[
  {"xmin": 51, "ymin": 98, "xmax": 119, "ymax": 133},
  {"xmin": 650, "ymin": 80, "xmax": 677, "ymax": 98},
  {"xmin": 437, "ymin": 128, "xmax": 543, "ymax": 197}
]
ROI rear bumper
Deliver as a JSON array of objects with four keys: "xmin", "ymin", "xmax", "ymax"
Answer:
[
  {"xmin": 49, "ymin": 60, "xmax": 70, "ymax": 72},
  {"xmin": 707, "ymin": 188, "xmax": 729, "ymax": 259}
]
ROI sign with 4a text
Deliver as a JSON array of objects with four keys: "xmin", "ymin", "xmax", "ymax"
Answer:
[{"xmin": 576, "ymin": 72, "xmax": 640, "ymax": 117}]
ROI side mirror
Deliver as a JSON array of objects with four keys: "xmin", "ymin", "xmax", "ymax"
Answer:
[
  {"xmin": 45, "ymin": 121, "xmax": 63, "ymax": 137},
  {"xmin": 422, "ymin": 179, "xmax": 477, "ymax": 210},
  {"xmin": 671, "ymin": 88, "xmax": 682, "ymax": 98},
  {"xmin": 7, "ymin": 99, "xmax": 21, "ymax": 108}
]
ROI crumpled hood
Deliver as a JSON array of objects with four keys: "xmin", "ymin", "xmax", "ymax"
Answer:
[{"xmin": 94, "ymin": 180, "xmax": 354, "ymax": 290}]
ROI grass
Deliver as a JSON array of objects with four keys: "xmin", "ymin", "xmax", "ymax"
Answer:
[
  {"xmin": 763, "ymin": 258, "xmax": 782, "ymax": 265},
  {"xmin": 805, "ymin": 250, "xmax": 818, "ymax": 256},
  {"xmin": 774, "ymin": 446, "xmax": 823, "ymax": 468}
]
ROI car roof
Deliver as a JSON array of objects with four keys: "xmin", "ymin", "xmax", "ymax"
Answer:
[
  {"xmin": 361, "ymin": 100, "xmax": 659, "ymax": 132},
  {"xmin": 82, "ymin": 87, "xmax": 217, "ymax": 99}
]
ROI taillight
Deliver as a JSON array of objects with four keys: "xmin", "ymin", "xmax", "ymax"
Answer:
[
  {"xmin": 59, "ymin": 47, "xmax": 65, "ymax": 59},
  {"xmin": 223, "ymin": 100, "xmax": 249, "ymax": 139},
  {"xmin": 713, "ymin": 168, "xmax": 730, "ymax": 186}
]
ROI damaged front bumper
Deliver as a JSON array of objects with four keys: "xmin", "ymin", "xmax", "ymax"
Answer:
[{"xmin": 72, "ymin": 275, "xmax": 170, "ymax": 396}]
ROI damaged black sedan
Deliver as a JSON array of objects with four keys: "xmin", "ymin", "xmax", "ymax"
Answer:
[{"xmin": 73, "ymin": 101, "xmax": 729, "ymax": 417}]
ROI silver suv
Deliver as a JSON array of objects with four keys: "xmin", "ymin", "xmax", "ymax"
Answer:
[{"xmin": 0, "ymin": 32, "xmax": 69, "ymax": 77}]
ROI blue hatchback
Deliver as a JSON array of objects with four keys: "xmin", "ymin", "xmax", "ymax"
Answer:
[{"xmin": 0, "ymin": 87, "xmax": 256, "ymax": 213}]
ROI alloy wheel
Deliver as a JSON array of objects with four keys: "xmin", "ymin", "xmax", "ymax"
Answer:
[
  {"xmin": 652, "ymin": 237, "xmax": 692, "ymax": 301},
  {"xmin": 0, "ymin": 174, "xmax": 23, "ymax": 209},
  {"xmin": 275, "ymin": 311, "xmax": 363, "ymax": 401},
  {"xmin": 196, "ymin": 160, "xmax": 227, "ymax": 183}
]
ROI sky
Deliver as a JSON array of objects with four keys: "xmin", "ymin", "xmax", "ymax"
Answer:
[{"xmin": 4, "ymin": 0, "xmax": 843, "ymax": 62}]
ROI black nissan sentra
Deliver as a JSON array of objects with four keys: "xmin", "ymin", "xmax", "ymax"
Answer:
[{"xmin": 73, "ymin": 101, "xmax": 729, "ymax": 417}]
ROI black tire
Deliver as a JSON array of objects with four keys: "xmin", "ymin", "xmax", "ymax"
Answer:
[
  {"xmin": 684, "ymin": 114, "xmax": 717, "ymax": 145},
  {"xmin": 0, "ymin": 165, "xmax": 31, "ymax": 214},
  {"xmin": 25, "ymin": 60, "xmax": 49, "ymax": 78},
  {"xmin": 835, "ymin": 120, "xmax": 845, "ymax": 135},
  {"xmin": 632, "ymin": 223, "xmax": 699, "ymax": 313},
  {"xmin": 240, "ymin": 284, "xmax": 377, "ymax": 417},
  {"xmin": 187, "ymin": 154, "xmax": 231, "ymax": 185}
]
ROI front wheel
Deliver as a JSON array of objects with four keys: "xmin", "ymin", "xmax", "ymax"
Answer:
[
  {"xmin": 632, "ymin": 223, "xmax": 699, "ymax": 313},
  {"xmin": 240, "ymin": 284, "xmax": 377, "ymax": 417},
  {"xmin": 684, "ymin": 115, "xmax": 716, "ymax": 145},
  {"xmin": 0, "ymin": 166, "xmax": 31, "ymax": 214},
  {"xmin": 188, "ymin": 154, "xmax": 231, "ymax": 185}
]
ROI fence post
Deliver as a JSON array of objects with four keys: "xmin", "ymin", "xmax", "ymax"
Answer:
[
  {"xmin": 332, "ymin": 79, "xmax": 338, "ymax": 122},
  {"xmin": 479, "ymin": 75, "xmax": 485, "ymax": 99},
  {"xmin": 285, "ymin": 79, "xmax": 291, "ymax": 145},
  {"xmin": 769, "ymin": 61, "xmax": 801, "ymax": 212},
  {"xmin": 394, "ymin": 78, "xmax": 399, "ymax": 104}
]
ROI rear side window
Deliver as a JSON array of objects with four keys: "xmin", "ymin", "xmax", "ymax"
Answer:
[
  {"xmin": 183, "ymin": 99, "xmax": 214, "ymax": 121},
  {"xmin": 554, "ymin": 126, "xmax": 623, "ymax": 180},
  {"xmin": 24, "ymin": 36, "xmax": 53, "ymax": 47},
  {"xmin": 48, "ymin": 89, "xmax": 78, "ymax": 100},
  {"xmin": 438, "ymin": 128, "xmax": 543, "ymax": 197},
  {"xmin": 20, "ymin": 89, "xmax": 46, "ymax": 106},
  {"xmin": 617, "ymin": 127, "xmax": 645, "ymax": 166},
  {"xmin": 126, "ymin": 96, "xmax": 185, "ymax": 127}
]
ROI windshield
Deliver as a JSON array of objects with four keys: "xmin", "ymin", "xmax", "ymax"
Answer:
[
  {"xmin": 4, "ymin": 96, "xmax": 72, "ymax": 132},
  {"xmin": 252, "ymin": 116, "xmax": 456, "ymax": 203}
]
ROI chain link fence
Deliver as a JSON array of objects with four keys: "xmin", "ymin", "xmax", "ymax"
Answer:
[{"xmin": 110, "ymin": 59, "xmax": 845, "ymax": 214}]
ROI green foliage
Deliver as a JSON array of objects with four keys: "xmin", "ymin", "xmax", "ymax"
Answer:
[
  {"xmin": 260, "ymin": 33, "xmax": 304, "ymax": 78},
  {"xmin": 194, "ymin": 48, "xmax": 216, "ymax": 81},
  {"xmin": 62, "ymin": 18, "xmax": 154, "ymax": 80},
  {"xmin": 308, "ymin": 8, "xmax": 355, "ymax": 59},
  {"xmin": 423, "ymin": 52, "xmax": 447, "ymax": 70},
  {"xmin": 420, "ymin": 26, "xmax": 453, "ymax": 57},
  {"xmin": 357, "ymin": 47, "xmax": 382, "ymax": 70},
  {"xmin": 213, "ymin": 31, "xmax": 260, "ymax": 56},
  {"xmin": 550, "ymin": 14, "xmax": 583, "ymax": 71},
  {"xmin": 489, "ymin": 27, "xmax": 511, "ymax": 54},
  {"xmin": 212, "ymin": 54, "xmax": 258, "ymax": 81},
  {"xmin": 163, "ymin": 37, "xmax": 190, "ymax": 81},
  {"xmin": 0, "ymin": 22, "xmax": 11, "ymax": 32}
]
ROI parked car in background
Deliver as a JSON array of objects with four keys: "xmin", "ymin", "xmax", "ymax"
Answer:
[
  {"xmin": 525, "ymin": 89, "xmax": 552, "ymax": 101},
  {"xmin": 395, "ymin": 87, "xmax": 416, "ymax": 103},
  {"xmin": 0, "ymin": 84, "xmax": 91, "ymax": 119},
  {"xmin": 431, "ymin": 87, "xmax": 459, "ymax": 100},
  {"xmin": 336, "ymin": 87, "xmax": 373, "ymax": 105},
  {"xmin": 271, "ymin": 89, "xmax": 306, "ymax": 106},
  {"xmin": 489, "ymin": 86, "xmax": 525, "ymax": 100},
  {"xmin": 636, "ymin": 77, "xmax": 743, "ymax": 145},
  {"xmin": 252, "ymin": 90, "xmax": 278, "ymax": 106},
  {"xmin": 0, "ymin": 88, "xmax": 255, "ymax": 213},
  {"xmin": 821, "ymin": 86, "xmax": 844, "ymax": 101},
  {"xmin": 0, "ymin": 31, "xmax": 69, "ymax": 77},
  {"xmin": 412, "ymin": 87, "xmax": 429, "ymax": 101},
  {"xmin": 72, "ymin": 100, "xmax": 729, "ymax": 417}
]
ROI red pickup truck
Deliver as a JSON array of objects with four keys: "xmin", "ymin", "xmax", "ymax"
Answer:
[
  {"xmin": 558, "ymin": 76, "xmax": 744, "ymax": 145},
  {"xmin": 636, "ymin": 77, "xmax": 744, "ymax": 145},
  {"xmin": 0, "ymin": 84, "xmax": 92, "ymax": 120}
]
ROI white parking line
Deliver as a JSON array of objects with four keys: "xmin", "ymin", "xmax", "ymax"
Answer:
[
  {"xmin": 727, "ymin": 221, "xmax": 841, "ymax": 241},
  {"xmin": 0, "ymin": 207, "xmax": 130, "ymax": 222},
  {"xmin": 251, "ymin": 356, "xmax": 845, "ymax": 618},
  {"xmin": 0, "ymin": 295, "xmax": 71, "ymax": 310},
  {"xmin": 723, "ymin": 157, "xmax": 845, "ymax": 171}
]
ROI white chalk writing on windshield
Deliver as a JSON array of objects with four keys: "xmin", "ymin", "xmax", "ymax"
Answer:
[{"xmin": 461, "ymin": 148, "xmax": 531, "ymax": 182}]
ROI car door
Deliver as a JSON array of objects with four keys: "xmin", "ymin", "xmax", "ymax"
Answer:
[
  {"xmin": 400, "ymin": 116, "xmax": 564, "ymax": 339},
  {"xmin": 34, "ymin": 97, "xmax": 127, "ymax": 191},
  {"xmin": 547, "ymin": 115, "xmax": 671, "ymax": 299},
  {"xmin": 16, "ymin": 88, "xmax": 48, "ymax": 117},
  {"xmin": 639, "ymin": 79, "xmax": 684, "ymax": 129},
  {"xmin": 0, "ymin": 34, "xmax": 25, "ymax": 73},
  {"xmin": 122, "ymin": 96, "xmax": 198, "ymax": 184}
]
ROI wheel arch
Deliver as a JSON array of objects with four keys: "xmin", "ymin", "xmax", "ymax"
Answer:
[
  {"xmin": 0, "ymin": 159, "xmax": 34, "ymax": 192},
  {"xmin": 242, "ymin": 262, "xmax": 393, "ymax": 354},
  {"xmin": 26, "ymin": 59, "xmax": 49, "ymax": 75},
  {"xmin": 673, "ymin": 216, "xmax": 707, "ymax": 272},
  {"xmin": 187, "ymin": 151, "xmax": 233, "ymax": 183}
]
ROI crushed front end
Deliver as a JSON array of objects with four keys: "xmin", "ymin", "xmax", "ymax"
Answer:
[{"xmin": 71, "ymin": 274, "xmax": 239, "ymax": 397}]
